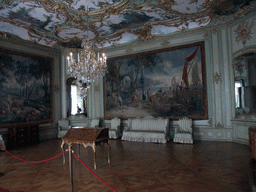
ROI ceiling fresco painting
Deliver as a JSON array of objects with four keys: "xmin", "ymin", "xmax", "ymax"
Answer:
[{"xmin": 0, "ymin": 0, "xmax": 255, "ymax": 49}]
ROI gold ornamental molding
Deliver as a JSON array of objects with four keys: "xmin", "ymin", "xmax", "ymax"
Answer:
[
  {"xmin": 203, "ymin": 32, "xmax": 209, "ymax": 39},
  {"xmin": 95, "ymin": 84, "xmax": 100, "ymax": 93},
  {"xmin": 208, "ymin": 118, "xmax": 213, "ymax": 127},
  {"xmin": 234, "ymin": 19, "xmax": 255, "ymax": 46},
  {"xmin": 216, "ymin": 122, "xmax": 224, "ymax": 129},
  {"xmin": 233, "ymin": 61, "xmax": 245, "ymax": 74},
  {"xmin": 161, "ymin": 40, "xmax": 171, "ymax": 47},
  {"xmin": 0, "ymin": 32, "xmax": 10, "ymax": 39},
  {"xmin": 1, "ymin": 0, "xmax": 256, "ymax": 51},
  {"xmin": 232, "ymin": 47, "xmax": 256, "ymax": 61},
  {"xmin": 125, "ymin": 47, "xmax": 134, "ymax": 54},
  {"xmin": 0, "ymin": 34, "xmax": 61, "ymax": 53},
  {"xmin": 129, "ymin": 25, "xmax": 153, "ymax": 42},
  {"xmin": 210, "ymin": 28, "xmax": 218, "ymax": 35},
  {"xmin": 49, "ymin": 52, "xmax": 60, "ymax": 58},
  {"xmin": 213, "ymin": 72, "xmax": 222, "ymax": 84}
]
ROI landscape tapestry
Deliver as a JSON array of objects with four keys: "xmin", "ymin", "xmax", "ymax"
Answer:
[
  {"xmin": 0, "ymin": 48, "xmax": 52, "ymax": 127},
  {"xmin": 104, "ymin": 42, "xmax": 207, "ymax": 120}
]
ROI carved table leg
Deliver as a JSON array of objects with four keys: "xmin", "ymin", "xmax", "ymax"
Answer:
[
  {"xmin": 108, "ymin": 139, "xmax": 111, "ymax": 164},
  {"xmin": 61, "ymin": 139, "xmax": 65, "ymax": 164},
  {"xmin": 78, "ymin": 144, "xmax": 80, "ymax": 157},
  {"xmin": 92, "ymin": 141, "xmax": 96, "ymax": 169},
  {"xmin": 68, "ymin": 145, "xmax": 73, "ymax": 192}
]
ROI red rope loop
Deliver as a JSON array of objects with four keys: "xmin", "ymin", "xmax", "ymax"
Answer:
[
  {"xmin": 0, "ymin": 145, "xmax": 67, "ymax": 163},
  {"xmin": 73, "ymin": 152, "xmax": 118, "ymax": 192}
]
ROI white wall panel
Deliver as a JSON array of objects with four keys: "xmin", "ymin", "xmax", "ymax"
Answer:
[{"xmin": 211, "ymin": 30, "xmax": 223, "ymax": 127}]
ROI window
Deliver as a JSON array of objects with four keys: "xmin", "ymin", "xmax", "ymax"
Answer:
[
  {"xmin": 234, "ymin": 53, "xmax": 256, "ymax": 115},
  {"xmin": 70, "ymin": 82, "xmax": 86, "ymax": 115},
  {"xmin": 235, "ymin": 81, "xmax": 242, "ymax": 108},
  {"xmin": 71, "ymin": 85, "xmax": 78, "ymax": 115}
]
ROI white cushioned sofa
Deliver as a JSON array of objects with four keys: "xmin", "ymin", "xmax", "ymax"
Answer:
[
  {"xmin": 58, "ymin": 114, "xmax": 100, "ymax": 138},
  {"xmin": 121, "ymin": 116, "xmax": 169, "ymax": 143},
  {"xmin": 69, "ymin": 116, "xmax": 100, "ymax": 128}
]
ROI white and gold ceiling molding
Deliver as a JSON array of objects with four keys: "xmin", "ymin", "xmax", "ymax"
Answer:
[{"xmin": 0, "ymin": 0, "xmax": 255, "ymax": 48}]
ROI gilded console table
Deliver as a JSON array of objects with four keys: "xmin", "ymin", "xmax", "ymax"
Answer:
[{"xmin": 61, "ymin": 128, "xmax": 110, "ymax": 169}]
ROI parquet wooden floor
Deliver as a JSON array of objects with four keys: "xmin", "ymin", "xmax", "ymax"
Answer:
[{"xmin": 0, "ymin": 139, "xmax": 251, "ymax": 192}]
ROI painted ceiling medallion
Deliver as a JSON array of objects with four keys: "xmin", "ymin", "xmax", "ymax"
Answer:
[{"xmin": 234, "ymin": 19, "xmax": 255, "ymax": 45}]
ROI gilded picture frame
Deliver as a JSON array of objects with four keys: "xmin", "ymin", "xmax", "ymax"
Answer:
[
  {"xmin": 0, "ymin": 47, "xmax": 53, "ymax": 127},
  {"xmin": 104, "ymin": 41, "xmax": 207, "ymax": 120}
]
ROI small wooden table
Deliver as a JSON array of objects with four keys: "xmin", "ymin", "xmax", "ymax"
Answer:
[
  {"xmin": 61, "ymin": 128, "xmax": 110, "ymax": 169},
  {"xmin": 249, "ymin": 127, "xmax": 256, "ymax": 162}
]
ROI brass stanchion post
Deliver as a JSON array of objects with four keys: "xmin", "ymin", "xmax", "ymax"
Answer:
[{"xmin": 68, "ymin": 145, "xmax": 73, "ymax": 192}]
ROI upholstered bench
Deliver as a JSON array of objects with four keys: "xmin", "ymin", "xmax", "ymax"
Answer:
[{"xmin": 121, "ymin": 116, "xmax": 169, "ymax": 143}]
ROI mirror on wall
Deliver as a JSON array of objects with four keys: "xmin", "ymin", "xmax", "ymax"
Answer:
[
  {"xmin": 234, "ymin": 52, "xmax": 256, "ymax": 116},
  {"xmin": 66, "ymin": 77, "xmax": 88, "ymax": 117}
]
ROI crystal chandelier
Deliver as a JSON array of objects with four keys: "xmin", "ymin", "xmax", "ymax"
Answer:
[
  {"xmin": 66, "ymin": 40, "xmax": 107, "ymax": 84},
  {"xmin": 77, "ymin": 83, "xmax": 88, "ymax": 98}
]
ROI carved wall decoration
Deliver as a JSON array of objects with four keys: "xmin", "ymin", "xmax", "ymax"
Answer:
[
  {"xmin": 216, "ymin": 122, "xmax": 224, "ymax": 129},
  {"xmin": 203, "ymin": 32, "xmax": 209, "ymax": 39},
  {"xmin": 233, "ymin": 61, "xmax": 245, "ymax": 74},
  {"xmin": 234, "ymin": 19, "xmax": 255, "ymax": 45},
  {"xmin": 213, "ymin": 72, "xmax": 222, "ymax": 84},
  {"xmin": 208, "ymin": 118, "xmax": 213, "ymax": 127},
  {"xmin": 95, "ymin": 84, "xmax": 100, "ymax": 93},
  {"xmin": 210, "ymin": 28, "xmax": 218, "ymax": 35},
  {"xmin": 236, "ymin": 7, "xmax": 246, "ymax": 17}
]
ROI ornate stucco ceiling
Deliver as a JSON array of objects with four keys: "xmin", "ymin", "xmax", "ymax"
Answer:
[{"xmin": 0, "ymin": 0, "xmax": 254, "ymax": 49}]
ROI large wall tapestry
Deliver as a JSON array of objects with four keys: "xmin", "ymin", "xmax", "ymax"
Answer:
[
  {"xmin": 0, "ymin": 48, "xmax": 52, "ymax": 127},
  {"xmin": 105, "ymin": 42, "xmax": 208, "ymax": 120}
]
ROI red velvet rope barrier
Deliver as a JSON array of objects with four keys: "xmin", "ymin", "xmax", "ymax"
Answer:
[
  {"xmin": 0, "ymin": 145, "xmax": 67, "ymax": 163},
  {"xmin": 73, "ymin": 152, "xmax": 118, "ymax": 192},
  {"xmin": 0, "ymin": 145, "xmax": 117, "ymax": 191}
]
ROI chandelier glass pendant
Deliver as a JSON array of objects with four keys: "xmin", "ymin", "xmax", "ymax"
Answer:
[
  {"xmin": 66, "ymin": 40, "xmax": 107, "ymax": 84},
  {"xmin": 78, "ymin": 84, "xmax": 88, "ymax": 98}
]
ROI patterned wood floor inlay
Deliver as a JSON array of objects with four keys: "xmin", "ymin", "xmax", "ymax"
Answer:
[{"xmin": 0, "ymin": 139, "xmax": 251, "ymax": 192}]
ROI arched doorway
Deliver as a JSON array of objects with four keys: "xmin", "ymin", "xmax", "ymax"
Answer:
[{"xmin": 66, "ymin": 77, "xmax": 88, "ymax": 117}]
